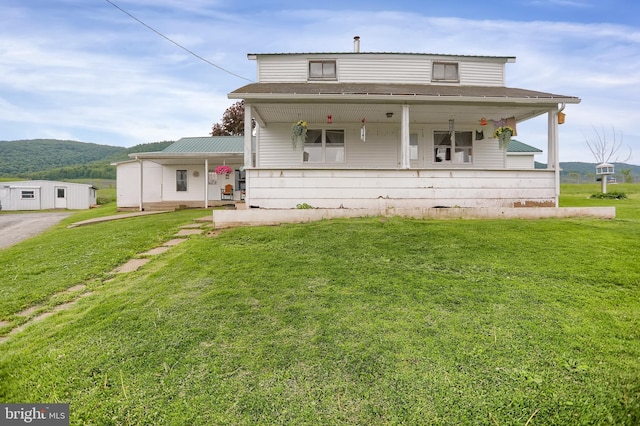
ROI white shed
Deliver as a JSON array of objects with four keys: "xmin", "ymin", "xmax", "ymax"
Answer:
[{"xmin": 0, "ymin": 180, "xmax": 97, "ymax": 211}]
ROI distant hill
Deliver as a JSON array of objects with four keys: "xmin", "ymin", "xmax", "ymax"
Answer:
[
  {"xmin": 0, "ymin": 139, "xmax": 173, "ymax": 179},
  {"xmin": 536, "ymin": 161, "xmax": 640, "ymax": 183}
]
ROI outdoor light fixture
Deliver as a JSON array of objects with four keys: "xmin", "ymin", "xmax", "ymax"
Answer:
[{"xmin": 386, "ymin": 112, "xmax": 393, "ymax": 118}]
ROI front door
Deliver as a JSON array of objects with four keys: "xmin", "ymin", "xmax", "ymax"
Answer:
[{"xmin": 54, "ymin": 187, "xmax": 67, "ymax": 209}]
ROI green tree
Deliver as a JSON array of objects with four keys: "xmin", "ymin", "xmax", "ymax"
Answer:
[{"xmin": 620, "ymin": 168, "xmax": 633, "ymax": 183}]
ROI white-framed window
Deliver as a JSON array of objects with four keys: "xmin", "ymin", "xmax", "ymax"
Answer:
[
  {"xmin": 21, "ymin": 190, "xmax": 35, "ymax": 199},
  {"xmin": 410, "ymin": 133, "xmax": 419, "ymax": 161},
  {"xmin": 303, "ymin": 129, "xmax": 345, "ymax": 163},
  {"xmin": 434, "ymin": 131, "xmax": 473, "ymax": 164},
  {"xmin": 432, "ymin": 62, "xmax": 459, "ymax": 82},
  {"xmin": 176, "ymin": 170, "xmax": 188, "ymax": 191},
  {"xmin": 309, "ymin": 60, "xmax": 337, "ymax": 80}
]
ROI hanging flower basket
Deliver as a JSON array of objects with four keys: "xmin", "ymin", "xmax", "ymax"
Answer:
[
  {"xmin": 291, "ymin": 120, "xmax": 308, "ymax": 149},
  {"xmin": 494, "ymin": 126, "xmax": 514, "ymax": 150},
  {"xmin": 214, "ymin": 165, "xmax": 233, "ymax": 175}
]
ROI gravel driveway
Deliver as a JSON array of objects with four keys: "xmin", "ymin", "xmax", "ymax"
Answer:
[{"xmin": 0, "ymin": 212, "xmax": 71, "ymax": 249}]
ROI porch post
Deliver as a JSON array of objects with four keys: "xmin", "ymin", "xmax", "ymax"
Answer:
[
  {"xmin": 401, "ymin": 104, "xmax": 410, "ymax": 169},
  {"xmin": 204, "ymin": 158, "xmax": 209, "ymax": 208},
  {"xmin": 137, "ymin": 157, "xmax": 144, "ymax": 212},
  {"xmin": 244, "ymin": 104, "xmax": 253, "ymax": 168},
  {"xmin": 244, "ymin": 103, "xmax": 253, "ymax": 203},
  {"xmin": 547, "ymin": 108, "xmax": 560, "ymax": 206}
]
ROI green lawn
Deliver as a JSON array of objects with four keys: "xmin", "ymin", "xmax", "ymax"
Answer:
[{"xmin": 1, "ymin": 187, "xmax": 639, "ymax": 425}]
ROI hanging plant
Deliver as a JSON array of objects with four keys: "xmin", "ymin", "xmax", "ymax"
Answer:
[
  {"xmin": 494, "ymin": 126, "xmax": 514, "ymax": 150},
  {"xmin": 291, "ymin": 120, "xmax": 308, "ymax": 149},
  {"xmin": 214, "ymin": 165, "xmax": 233, "ymax": 175}
]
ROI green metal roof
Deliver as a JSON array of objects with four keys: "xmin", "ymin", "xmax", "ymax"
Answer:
[
  {"xmin": 162, "ymin": 136, "xmax": 244, "ymax": 154},
  {"xmin": 507, "ymin": 139, "xmax": 542, "ymax": 153}
]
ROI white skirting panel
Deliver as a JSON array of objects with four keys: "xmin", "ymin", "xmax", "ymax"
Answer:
[{"xmin": 246, "ymin": 168, "xmax": 556, "ymax": 209}]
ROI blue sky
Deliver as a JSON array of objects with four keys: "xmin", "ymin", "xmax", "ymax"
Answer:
[{"xmin": 1, "ymin": 0, "xmax": 639, "ymax": 164}]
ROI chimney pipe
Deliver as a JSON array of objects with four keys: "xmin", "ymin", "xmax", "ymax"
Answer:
[{"xmin": 353, "ymin": 36, "xmax": 360, "ymax": 53}]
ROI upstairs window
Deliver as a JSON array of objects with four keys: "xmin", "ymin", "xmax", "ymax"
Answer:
[
  {"xmin": 432, "ymin": 62, "xmax": 459, "ymax": 82},
  {"xmin": 309, "ymin": 60, "xmax": 337, "ymax": 80}
]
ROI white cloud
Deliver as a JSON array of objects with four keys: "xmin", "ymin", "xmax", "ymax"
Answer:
[{"xmin": 0, "ymin": 2, "xmax": 639, "ymax": 164}]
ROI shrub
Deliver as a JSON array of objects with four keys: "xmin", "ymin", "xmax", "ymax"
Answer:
[{"xmin": 590, "ymin": 191, "xmax": 627, "ymax": 199}]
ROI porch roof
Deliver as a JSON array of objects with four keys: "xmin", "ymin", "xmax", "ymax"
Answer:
[
  {"xmin": 163, "ymin": 136, "xmax": 244, "ymax": 153},
  {"xmin": 127, "ymin": 136, "xmax": 245, "ymax": 165},
  {"xmin": 230, "ymin": 83, "xmax": 580, "ymax": 104}
]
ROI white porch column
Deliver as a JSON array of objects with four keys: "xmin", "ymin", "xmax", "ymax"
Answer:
[
  {"xmin": 244, "ymin": 104, "xmax": 253, "ymax": 169},
  {"xmin": 137, "ymin": 157, "xmax": 144, "ymax": 212},
  {"xmin": 401, "ymin": 104, "xmax": 410, "ymax": 169},
  {"xmin": 547, "ymin": 108, "xmax": 560, "ymax": 206},
  {"xmin": 244, "ymin": 103, "xmax": 253, "ymax": 203},
  {"xmin": 204, "ymin": 158, "xmax": 209, "ymax": 208}
]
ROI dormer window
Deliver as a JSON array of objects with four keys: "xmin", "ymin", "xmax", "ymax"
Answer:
[
  {"xmin": 432, "ymin": 62, "xmax": 459, "ymax": 82},
  {"xmin": 309, "ymin": 60, "xmax": 337, "ymax": 80}
]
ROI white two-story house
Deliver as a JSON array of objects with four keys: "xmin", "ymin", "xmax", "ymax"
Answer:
[{"xmin": 229, "ymin": 37, "xmax": 580, "ymax": 210}]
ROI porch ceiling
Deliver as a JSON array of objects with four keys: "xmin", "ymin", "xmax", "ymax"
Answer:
[{"xmin": 252, "ymin": 102, "xmax": 553, "ymax": 126}]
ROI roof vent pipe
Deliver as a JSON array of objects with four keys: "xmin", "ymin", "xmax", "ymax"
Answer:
[{"xmin": 353, "ymin": 36, "xmax": 360, "ymax": 53}]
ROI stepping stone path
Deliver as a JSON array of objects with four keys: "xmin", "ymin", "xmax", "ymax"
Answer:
[{"xmin": 1, "ymin": 222, "xmax": 209, "ymax": 344}]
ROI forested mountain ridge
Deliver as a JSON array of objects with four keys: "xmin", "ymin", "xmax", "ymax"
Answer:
[{"xmin": 0, "ymin": 139, "xmax": 173, "ymax": 179}]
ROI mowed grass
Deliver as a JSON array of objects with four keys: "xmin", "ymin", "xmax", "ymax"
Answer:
[{"xmin": 0, "ymin": 188, "xmax": 639, "ymax": 425}]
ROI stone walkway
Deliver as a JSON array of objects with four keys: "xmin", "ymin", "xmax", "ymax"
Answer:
[{"xmin": 0, "ymin": 220, "xmax": 210, "ymax": 344}]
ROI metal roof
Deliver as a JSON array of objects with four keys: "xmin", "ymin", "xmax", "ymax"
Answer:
[
  {"xmin": 163, "ymin": 136, "xmax": 244, "ymax": 154},
  {"xmin": 248, "ymin": 52, "xmax": 516, "ymax": 61},
  {"xmin": 507, "ymin": 139, "xmax": 543, "ymax": 153}
]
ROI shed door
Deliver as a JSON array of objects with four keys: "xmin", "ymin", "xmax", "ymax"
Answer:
[{"xmin": 55, "ymin": 186, "xmax": 67, "ymax": 208}]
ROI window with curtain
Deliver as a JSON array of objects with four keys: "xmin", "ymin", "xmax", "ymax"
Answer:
[
  {"xmin": 434, "ymin": 131, "xmax": 472, "ymax": 163},
  {"xmin": 303, "ymin": 129, "xmax": 344, "ymax": 163}
]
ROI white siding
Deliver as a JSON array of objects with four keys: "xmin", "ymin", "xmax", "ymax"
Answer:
[
  {"xmin": 459, "ymin": 62, "xmax": 504, "ymax": 86},
  {"xmin": 256, "ymin": 55, "xmax": 507, "ymax": 86},
  {"xmin": 162, "ymin": 165, "xmax": 206, "ymax": 202},
  {"xmin": 246, "ymin": 169, "xmax": 556, "ymax": 209},
  {"xmin": 257, "ymin": 57, "xmax": 310, "ymax": 82},
  {"xmin": 257, "ymin": 124, "xmax": 400, "ymax": 169},
  {"xmin": 339, "ymin": 57, "xmax": 431, "ymax": 84},
  {"xmin": 116, "ymin": 160, "xmax": 163, "ymax": 208},
  {"xmin": 471, "ymin": 138, "xmax": 506, "ymax": 168},
  {"xmin": 0, "ymin": 180, "xmax": 95, "ymax": 210},
  {"xmin": 506, "ymin": 154, "xmax": 536, "ymax": 169}
]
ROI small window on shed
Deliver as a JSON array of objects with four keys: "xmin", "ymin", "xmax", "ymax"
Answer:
[
  {"xmin": 309, "ymin": 60, "xmax": 337, "ymax": 80},
  {"xmin": 21, "ymin": 190, "xmax": 35, "ymax": 199},
  {"xmin": 432, "ymin": 62, "xmax": 459, "ymax": 82}
]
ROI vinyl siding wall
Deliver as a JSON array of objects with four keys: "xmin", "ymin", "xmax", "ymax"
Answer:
[
  {"xmin": 256, "ymin": 55, "xmax": 505, "ymax": 86},
  {"xmin": 257, "ymin": 123, "xmax": 515, "ymax": 170}
]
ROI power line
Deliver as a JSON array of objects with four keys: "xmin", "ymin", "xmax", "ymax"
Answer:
[{"xmin": 104, "ymin": 0, "xmax": 253, "ymax": 82}]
